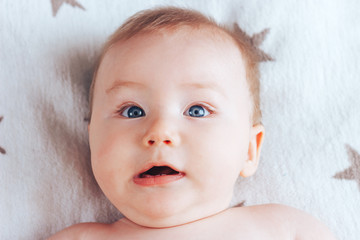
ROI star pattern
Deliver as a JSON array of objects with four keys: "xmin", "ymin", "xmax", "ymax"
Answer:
[
  {"xmin": 233, "ymin": 23, "xmax": 273, "ymax": 62},
  {"xmin": 334, "ymin": 144, "xmax": 360, "ymax": 191},
  {"xmin": 0, "ymin": 116, "xmax": 5, "ymax": 155},
  {"xmin": 51, "ymin": 0, "xmax": 85, "ymax": 17}
]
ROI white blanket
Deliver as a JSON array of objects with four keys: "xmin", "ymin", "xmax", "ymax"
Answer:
[{"xmin": 1, "ymin": 0, "xmax": 359, "ymax": 239}]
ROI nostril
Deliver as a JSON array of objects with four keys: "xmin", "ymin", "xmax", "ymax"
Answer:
[{"xmin": 146, "ymin": 139, "xmax": 172, "ymax": 146}]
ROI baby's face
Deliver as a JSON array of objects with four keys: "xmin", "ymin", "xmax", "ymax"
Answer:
[{"xmin": 89, "ymin": 28, "xmax": 259, "ymax": 227}]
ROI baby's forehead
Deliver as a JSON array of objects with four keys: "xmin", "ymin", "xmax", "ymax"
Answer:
[
  {"xmin": 150, "ymin": 25, "xmax": 239, "ymax": 52},
  {"xmin": 102, "ymin": 28, "xmax": 247, "ymax": 81},
  {"xmin": 105, "ymin": 25, "xmax": 245, "ymax": 67},
  {"xmin": 103, "ymin": 28, "xmax": 248, "ymax": 92}
]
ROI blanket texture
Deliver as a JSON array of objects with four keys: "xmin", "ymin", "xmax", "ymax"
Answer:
[{"xmin": 1, "ymin": 0, "xmax": 359, "ymax": 239}]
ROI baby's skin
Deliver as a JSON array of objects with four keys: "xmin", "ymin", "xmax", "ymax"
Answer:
[
  {"xmin": 50, "ymin": 204, "xmax": 336, "ymax": 239},
  {"xmin": 49, "ymin": 21, "xmax": 336, "ymax": 239}
]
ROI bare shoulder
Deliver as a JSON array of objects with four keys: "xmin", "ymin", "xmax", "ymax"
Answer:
[
  {"xmin": 47, "ymin": 222, "xmax": 112, "ymax": 240},
  {"xmin": 236, "ymin": 204, "xmax": 337, "ymax": 240}
]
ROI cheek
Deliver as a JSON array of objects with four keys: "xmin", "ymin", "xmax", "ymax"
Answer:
[
  {"xmin": 185, "ymin": 120, "xmax": 249, "ymax": 179},
  {"xmin": 89, "ymin": 123, "xmax": 138, "ymax": 181},
  {"xmin": 184, "ymin": 122, "xmax": 248, "ymax": 205}
]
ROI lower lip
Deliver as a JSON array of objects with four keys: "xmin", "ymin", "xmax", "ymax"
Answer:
[{"xmin": 133, "ymin": 173, "xmax": 185, "ymax": 186}]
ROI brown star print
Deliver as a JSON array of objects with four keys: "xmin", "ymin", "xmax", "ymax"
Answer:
[
  {"xmin": 233, "ymin": 23, "xmax": 274, "ymax": 62},
  {"xmin": 334, "ymin": 144, "xmax": 360, "ymax": 191},
  {"xmin": 0, "ymin": 116, "xmax": 5, "ymax": 155},
  {"xmin": 51, "ymin": 0, "xmax": 85, "ymax": 17}
]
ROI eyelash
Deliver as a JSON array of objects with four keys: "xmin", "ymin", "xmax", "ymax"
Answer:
[
  {"xmin": 116, "ymin": 103, "xmax": 144, "ymax": 118},
  {"xmin": 184, "ymin": 103, "xmax": 214, "ymax": 117},
  {"xmin": 116, "ymin": 102, "xmax": 215, "ymax": 118}
]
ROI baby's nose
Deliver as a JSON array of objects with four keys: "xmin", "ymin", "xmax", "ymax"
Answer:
[
  {"xmin": 142, "ymin": 118, "xmax": 180, "ymax": 147},
  {"xmin": 147, "ymin": 139, "xmax": 172, "ymax": 146},
  {"xmin": 144, "ymin": 134, "xmax": 180, "ymax": 147}
]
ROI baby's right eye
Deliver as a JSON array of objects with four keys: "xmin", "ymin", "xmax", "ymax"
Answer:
[{"xmin": 120, "ymin": 105, "xmax": 146, "ymax": 118}]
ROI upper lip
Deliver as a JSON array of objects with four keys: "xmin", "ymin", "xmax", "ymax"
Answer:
[{"xmin": 134, "ymin": 162, "xmax": 183, "ymax": 178}]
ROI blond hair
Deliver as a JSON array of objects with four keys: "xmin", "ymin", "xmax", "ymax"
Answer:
[{"xmin": 89, "ymin": 7, "xmax": 272, "ymax": 124}]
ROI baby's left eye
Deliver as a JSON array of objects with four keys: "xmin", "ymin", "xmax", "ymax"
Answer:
[
  {"xmin": 120, "ymin": 105, "xmax": 146, "ymax": 118},
  {"xmin": 184, "ymin": 105, "xmax": 210, "ymax": 118}
]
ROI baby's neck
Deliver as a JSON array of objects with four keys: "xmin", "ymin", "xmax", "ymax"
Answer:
[
  {"xmin": 108, "ymin": 206, "xmax": 272, "ymax": 240},
  {"xmin": 118, "ymin": 207, "xmax": 229, "ymax": 229}
]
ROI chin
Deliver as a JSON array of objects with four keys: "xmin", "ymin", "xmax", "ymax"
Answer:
[
  {"xmin": 124, "ymin": 199, "xmax": 230, "ymax": 228},
  {"xmin": 128, "ymin": 206, "xmax": 189, "ymax": 228}
]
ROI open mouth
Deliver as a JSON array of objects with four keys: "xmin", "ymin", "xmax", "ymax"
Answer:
[
  {"xmin": 139, "ymin": 166, "xmax": 180, "ymax": 178},
  {"xmin": 134, "ymin": 166, "xmax": 185, "ymax": 186}
]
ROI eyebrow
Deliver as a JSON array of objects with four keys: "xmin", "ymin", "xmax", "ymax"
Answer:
[
  {"xmin": 106, "ymin": 80, "xmax": 146, "ymax": 95},
  {"xmin": 180, "ymin": 82, "xmax": 225, "ymax": 97},
  {"xmin": 105, "ymin": 80, "xmax": 226, "ymax": 97}
]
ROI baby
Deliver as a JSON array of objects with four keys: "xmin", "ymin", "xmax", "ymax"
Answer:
[{"xmin": 50, "ymin": 7, "xmax": 336, "ymax": 240}]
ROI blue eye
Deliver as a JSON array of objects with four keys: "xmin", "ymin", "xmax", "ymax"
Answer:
[
  {"xmin": 185, "ymin": 105, "xmax": 210, "ymax": 118},
  {"xmin": 121, "ymin": 106, "xmax": 145, "ymax": 118}
]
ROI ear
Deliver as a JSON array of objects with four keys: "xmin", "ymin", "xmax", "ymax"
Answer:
[{"xmin": 240, "ymin": 124, "xmax": 265, "ymax": 178}]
